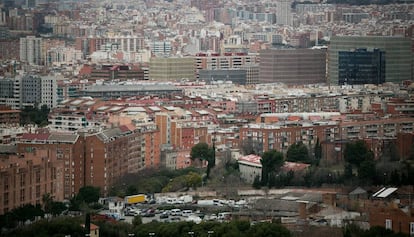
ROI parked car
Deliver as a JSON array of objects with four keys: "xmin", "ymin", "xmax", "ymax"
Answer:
[
  {"xmin": 160, "ymin": 211, "xmax": 169, "ymax": 219},
  {"xmin": 142, "ymin": 211, "xmax": 155, "ymax": 217},
  {"xmin": 170, "ymin": 208, "xmax": 182, "ymax": 216},
  {"xmin": 182, "ymin": 210, "xmax": 193, "ymax": 217}
]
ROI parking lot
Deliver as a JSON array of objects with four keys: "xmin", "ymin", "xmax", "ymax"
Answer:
[
  {"xmin": 120, "ymin": 208, "xmax": 206, "ymax": 224},
  {"xmin": 99, "ymin": 197, "xmax": 246, "ymax": 224}
]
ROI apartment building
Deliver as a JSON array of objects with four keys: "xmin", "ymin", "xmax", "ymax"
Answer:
[
  {"xmin": 276, "ymin": 0, "xmax": 293, "ymax": 26},
  {"xmin": 240, "ymin": 113, "xmax": 414, "ymax": 162},
  {"xmin": 19, "ymin": 74, "xmax": 58, "ymax": 109},
  {"xmin": 48, "ymin": 98, "xmax": 99, "ymax": 131},
  {"xmin": 194, "ymin": 52, "xmax": 259, "ymax": 79},
  {"xmin": 14, "ymin": 124, "xmax": 161, "ymax": 198},
  {"xmin": 84, "ymin": 125, "xmax": 160, "ymax": 195},
  {"xmin": 89, "ymin": 64, "xmax": 145, "ymax": 81},
  {"xmin": 0, "ymin": 149, "xmax": 65, "ymax": 214},
  {"xmin": 75, "ymin": 35, "xmax": 145, "ymax": 57},
  {"xmin": 170, "ymin": 120, "xmax": 209, "ymax": 149},
  {"xmin": 46, "ymin": 46, "xmax": 83, "ymax": 67},
  {"xmin": 259, "ymin": 48, "xmax": 327, "ymax": 85},
  {"xmin": 0, "ymin": 105, "xmax": 20, "ymax": 125},
  {"xmin": 19, "ymin": 36, "xmax": 43, "ymax": 65},
  {"xmin": 17, "ymin": 133, "xmax": 84, "ymax": 200},
  {"xmin": 369, "ymin": 204, "xmax": 414, "ymax": 235},
  {"xmin": 240, "ymin": 119, "xmax": 338, "ymax": 156}
]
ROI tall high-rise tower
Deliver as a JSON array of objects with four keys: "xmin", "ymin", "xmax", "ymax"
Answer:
[
  {"xmin": 20, "ymin": 36, "xmax": 43, "ymax": 65},
  {"xmin": 276, "ymin": 0, "xmax": 292, "ymax": 26}
]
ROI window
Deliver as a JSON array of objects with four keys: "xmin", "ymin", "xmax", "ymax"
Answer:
[
  {"xmin": 410, "ymin": 222, "xmax": 414, "ymax": 235},
  {"xmin": 385, "ymin": 219, "xmax": 392, "ymax": 230}
]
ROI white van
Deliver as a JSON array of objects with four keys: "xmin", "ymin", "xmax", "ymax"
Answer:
[
  {"xmin": 182, "ymin": 210, "xmax": 193, "ymax": 217},
  {"xmin": 218, "ymin": 212, "xmax": 231, "ymax": 220},
  {"xmin": 170, "ymin": 208, "xmax": 182, "ymax": 216}
]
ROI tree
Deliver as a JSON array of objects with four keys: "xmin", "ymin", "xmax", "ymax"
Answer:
[
  {"xmin": 252, "ymin": 175, "xmax": 261, "ymax": 189},
  {"xmin": 49, "ymin": 201, "xmax": 67, "ymax": 216},
  {"xmin": 77, "ymin": 186, "xmax": 100, "ymax": 204},
  {"xmin": 247, "ymin": 222, "xmax": 291, "ymax": 237},
  {"xmin": 241, "ymin": 138, "xmax": 263, "ymax": 155},
  {"xmin": 42, "ymin": 193, "xmax": 53, "ymax": 213},
  {"xmin": 260, "ymin": 150, "xmax": 284, "ymax": 186},
  {"xmin": 20, "ymin": 105, "xmax": 50, "ymax": 126},
  {"xmin": 314, "ymin": 138, "xmax": 322, "ymax": 165},
  {"xmin": 132, "ymin": 215, "xmax": 142, "ymax": 227},
  {"xmin": 190, "ymin": 142, "xmax": 215, "ymax": 178},
  {"xmin": 190, "ymin": 142, "xmax": 210, "ymax": 161},
  {"xmin": 125, "ymin": 185, "xmax": 138, "ymax": 196},
  {"xmin": 185, "ymin": 171, "xmax": 202, "ymax": 189},
  {"xmin": 358, "ymin": 160, "xmax": 376, "ymax": 182},
  {"xmin": 85, "ymin": 213, "xmax": 91, "ymax": 235},
  {"xmin": 344, "ymin": 163, "xmax": 353, "ymax": 178},
  {"xmin": 344, "ymin": 140, "xmax": 373, "ymax": 167},
  {"xmin": 12, "ymin": 204, "xmax": 44, "ymax": 224},
  {"xmin": 286, "ymin": 141, "xmax": 310, "ymax": 163}
]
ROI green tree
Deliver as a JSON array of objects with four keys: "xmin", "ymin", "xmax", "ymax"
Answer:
[
  {"xmin": 358, "ymin": 160, "xmax": 376, "ymax": 182},
  {"xmin": 12, "ymin": 204, "xmax": 44, "ymax": 225},
  {"xmin": 260, "ymin": 150, "xmax": 284, "ymax": 186},
  {"xmin": 84, "ymin": 213, "xmax": 91, "ymax": 235},
  {"xmin": 49, "ymin": 201, "xmax": 67, "ymax": 216},
  {"xmin": 252, "ymin": 175, "xmax": 261, "ymax": 189},
  {"xmin": 125, "ymin": 185, "xmax": 138, "ymax": 196},
  {"xmin": 69, "ymin": 195, "xmax": 81, "ymax": 211},
  {"xmin": 132, "ymin": 215, "xmax": 142, "ymax": 227},
  {"xmin": 77, "ymin": 186, "xmax": 100, "ymax": 204},
  {"xmin": 162, "ymin": 175, "xmax": 188, "ymax": 192},
  {"xmin": 344, "ymin": 140, "xmax": 373, "ymax": 167},
  {"xmin": 247, "ymin": 222, "xmax": 291, "ymax": 237},
  {"xmin": 344, "ymin": 163, "xmax": 353, "ymax": 178},
  {"xmin": 190, "ymin": 142, "xmax": 215, "ymax": 178},
  {"xmin": 20, "ymin": 105, "xmax": 50, "ymax": 126},
  {"xmin": 286, "ymin": 141, "xmax": 310, "ymax": 163},
  {"xmin": 314, "ymin": 138, "xmax": 322, "ymax": 165},
  {"xmin": 42, "ymin": 193, "xmax": 53, "ymax": 213},
  {"xmin": 185, "ymin": 171, "xmax": 202, "ymax": 189}
]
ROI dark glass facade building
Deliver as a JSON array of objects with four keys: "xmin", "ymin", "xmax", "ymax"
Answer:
[
  {"xmin": 328, "ymin": 36, "xmax": 412, "ymax": 85},
  {"xmin": 338, "ymin": 48, "xmax": 385, "ymax": 85}
]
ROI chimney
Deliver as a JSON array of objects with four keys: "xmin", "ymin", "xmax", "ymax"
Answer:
[
  {"xmin": 298, "ymin": 201, "xmax": 307, "ymax": 220},
  {"xmin": 322, "ymin": 192, "xmax": 337, "ymax": 207}
]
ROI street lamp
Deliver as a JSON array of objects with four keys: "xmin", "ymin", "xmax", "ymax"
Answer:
[
  {"xmin": 128, "ymin": 234, "xmax": 135, "ymax": 237},
  {"xmin": 188, "ymin": 231, "xmax": 194, "ymax": 237},
  {"xmin": 148, "ymin": 233, "xmax": 155, "ymax": 237},
  {"xmin": 207, "ymin": 230, "xmax": 214, "ymax": 237}
]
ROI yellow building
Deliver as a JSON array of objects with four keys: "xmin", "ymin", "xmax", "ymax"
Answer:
[{"xmin": 149, "ymin": 57, "xmax": 195, "ymax": 81}]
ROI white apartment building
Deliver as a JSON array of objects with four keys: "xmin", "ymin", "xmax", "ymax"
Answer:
[
  {"xmin": 104, "ymin": 35, "xmax": 145, "ymax": 52},
  {"xmin": 238, "ymin": 154, "xmax": 262, "ymax": 184},
  {"xmin": 20, "ymin": 36, "xmax": 43, "ymax": 65},
  {"xmin": 40, "ymin": 76, "xmax": 58, "ymax": 109},
  {"xmin": 150, "ymin": 41, "xmax": 172, "ymax": 56},
  {"xmin": 277, "ymin": 0, "xmax": 293, "ymax": 26},
  {"xmin": 46, "ymin": 47, "xmax": 83, "ymax": 67}
]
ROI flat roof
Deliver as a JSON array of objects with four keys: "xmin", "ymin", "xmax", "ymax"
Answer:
[{"xmin": 372, "ymin": 187, "xmax": 398, "ymax": 198}]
